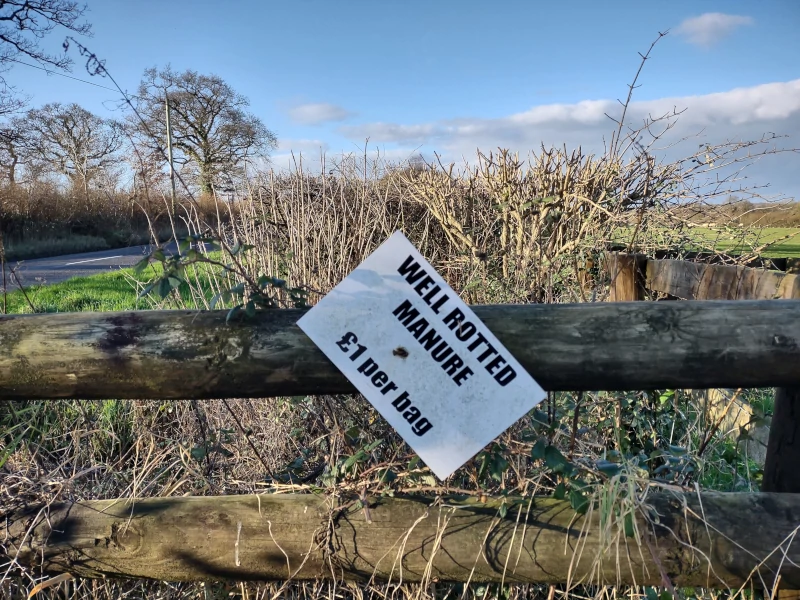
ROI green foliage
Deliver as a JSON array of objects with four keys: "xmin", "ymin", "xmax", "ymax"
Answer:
[
  {"xmin": 137, "ymin": 233, "xmax": 309, "ymax": 319},
  {"xmin": 320, "ymin": 435, "xmax": 385, "ymax": 486}
]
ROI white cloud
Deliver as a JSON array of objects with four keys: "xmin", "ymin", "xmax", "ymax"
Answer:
[
  {"xmin": 287, "ymin": 103, "xmax": 353, "ymax": 125},
  {"xmin": 277, "ymin": 138, "xmax": 330, "ymax": 153},
  {"xmin": 674, "ymin": 13, "xmax": 754, "ymax": 47},
  {"xmin": 339, "ymin": 79, "xmax": 800, "ymax": 199}
]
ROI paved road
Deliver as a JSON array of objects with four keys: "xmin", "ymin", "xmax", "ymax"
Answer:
[{"xmin": 6, "ymin": 244, "xmax": 161, "ymax": 287}]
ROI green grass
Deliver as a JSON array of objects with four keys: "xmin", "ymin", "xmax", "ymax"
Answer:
[
  {"xmin": 2, "ymin": 268, "xmax": 145, "ymax": 313},
  {"xmin": 1, "ymin": 260, "xmax": 222, "ymax": 314}
]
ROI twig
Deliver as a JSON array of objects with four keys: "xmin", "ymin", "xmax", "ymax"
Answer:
[
  {"xmin": 570, "ymin": 392, "xmax": 584, "ymax": 459},
  {"xmin": 696, "ymin": 388, "xmax": 743, "ymax": 459},
  {"xmin": 9, "ymin": 265, "xmax": 35, "ymax": 312},
  {"xmin": 220, "ymin": 398, "xmax": 277, "ymax": 482}
]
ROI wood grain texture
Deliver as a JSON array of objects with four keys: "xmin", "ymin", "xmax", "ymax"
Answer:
[
  {"xmin": 646, "ymin": 260, "xmax": 800, "ymax": 301},
  {"xmin": 606, "ymin": 252, "xmax": 647, "ymax": 301},
  {"xmin": 1, "ymin": 302, "xmax": 800, "ymax": 399},
  {"xmin": 763, "ymin": 387, "xmax": 800, "ymax": 493},
  {"xmin": 4, "ymin": 492, "xmax": 800, "ymax": 587}
]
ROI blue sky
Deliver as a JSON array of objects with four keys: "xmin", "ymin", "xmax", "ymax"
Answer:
[{"xmin": 4, "ymin": 0, "xmax": 800, "ymax": 197}]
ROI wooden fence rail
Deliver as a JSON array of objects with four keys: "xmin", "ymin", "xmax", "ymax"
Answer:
[
  {"xmin": 2, "ymin": 301, "xmax": 800, "ymax": 400},
  {"xmin": 646, "ymin": 259, "xmax": 800, "ymax": 301},
  {"xmin": 5, "ymin": 492, "xmax": 800, "ymax": 588}
]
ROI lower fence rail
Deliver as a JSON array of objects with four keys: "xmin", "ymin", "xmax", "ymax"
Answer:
[{"xmin": 4, "ymin": 492, "xmax": 800, "ymax": 588}]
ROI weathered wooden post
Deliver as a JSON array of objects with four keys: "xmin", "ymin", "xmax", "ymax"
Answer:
[
  {"xmin": 605, "ymin": 252, "xmax": 647, "ymax": 301},
  {"xmin": 763, "ymin": 388, "xmax": 800, "ymax": 494}
]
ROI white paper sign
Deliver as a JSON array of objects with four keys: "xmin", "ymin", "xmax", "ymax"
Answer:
[{"xmin": 297, "ymin": 231, "xmax": 546, "ymax": 479}]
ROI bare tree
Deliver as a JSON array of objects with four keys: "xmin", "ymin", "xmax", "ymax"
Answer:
[
  {"xmin": 130, "ymin": 66, "xmax": 277, "ymax": 194},
  {"xmin": 19, "ymin": 102, "xmax": 123, "ymax": 196},
  {"xmin": 0, "ymin": 1, "xmax": 91, "ymax": 116}
]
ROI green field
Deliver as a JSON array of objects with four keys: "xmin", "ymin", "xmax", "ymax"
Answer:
[
  {"xmin": 612, "ymin": 226, "xmax": 800, "ymax": 258},
  {"xmin": 699, "ymin": 227, "xmax": 800, "ymax": 257}
]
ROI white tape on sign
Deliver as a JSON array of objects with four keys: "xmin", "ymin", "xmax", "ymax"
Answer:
[{"xmin": 297, "ymin": 230, "xmax": 546, "ymax": 480}]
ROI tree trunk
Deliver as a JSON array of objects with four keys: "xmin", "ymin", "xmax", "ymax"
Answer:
[
  {"xmin": 1, "ymin": 302, "xmax": 799, "ymax": 400},
  {"xmin": 199, "ymin": 160, "xmax": 213, "ymax": 194},
  {"xmin": 4, "ymin": 492, "xmax": 800, "ymax": 588}
]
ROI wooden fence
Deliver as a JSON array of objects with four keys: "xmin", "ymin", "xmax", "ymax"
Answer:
[
  {"xmin": 2, "ymin": 288, "xmax": 800, "ymax": 587},
  {"xmin": 605, "ymin": 252, "xmax": 800, "ymax": 496}
]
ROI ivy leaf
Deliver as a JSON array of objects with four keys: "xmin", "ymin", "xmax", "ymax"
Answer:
[
  {"xmin": 378, "ymin": 468, "xmax": 397, "ymax": 483},
  {"xmin": 226, "ymin": 304, "xmax": 243, "ymax": 323},
  {"xmin": 667, "ymin": 444, "xmax": 688, "ymax": 456},
  {"xmin": 531, "ymin": 439, "xmax": 547, "ymax": 461},
  {"xmin": 133, "ymin": 256, "xmax": 150, "ymax": 275},
  {"xmin": 157, "ymin": 277, "xmax": 172, "ymax": 299},
  {"xmin": 658, "ymin": 390, "xmax": 674, "ymax": 406},
  {"xmin": 499, "ymin": 503, "xmax": 508, "ymax": 519},
  {"xmin": 287, "ymin": 456, "xmax": 305, "ymax": 470},
  {"xmin": 138, "ymin": 281, "xmax": 156, "ymax": 299},
  {"xmin": 545, "ymin": 445, "xmax": 572, "ymax": 475},
  {"xmin": 596, "ymin": 460, "xmax": 622, "ymax": 478},
  {"xmin": 531, "ymin": 409, "xmax": 549, "ymax": 429},
  {"xmin": 569, "ymin": 490, "xmax": 589, "ymax": 514},
  {"xmin": 345, "ymin": 426, "xmax": 360, "ymax": 443},
  {"xmin": 190, "ymin": 445, "xmax": 207, "ymax": 462},
  {"xmin": 489, "ymin": 454, "xmax": 509, "ymax": 482},
  {"xmin": 245, "ymin": 300, "xmax": 256, "ymax": 318},
  {"xmin": 554, "ymin": 482, "xmax": 567, "ymax": 500},
  {"xmin": 153, "ymin": 249, "xmax": 166, "ymax": 262},
  {"xmin": 421, "ymin": 474, "xmax": 436, "ymax": 486}
]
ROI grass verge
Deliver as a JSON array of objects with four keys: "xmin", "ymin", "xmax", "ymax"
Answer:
[{"xmin": 1, "ymin": 258, "xmax": 223, "ymax": 313}]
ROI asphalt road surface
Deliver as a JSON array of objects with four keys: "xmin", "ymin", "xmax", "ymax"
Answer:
[{"xmin": 6, "ymin": 244, "xmax": 163, "ymax": 287}]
